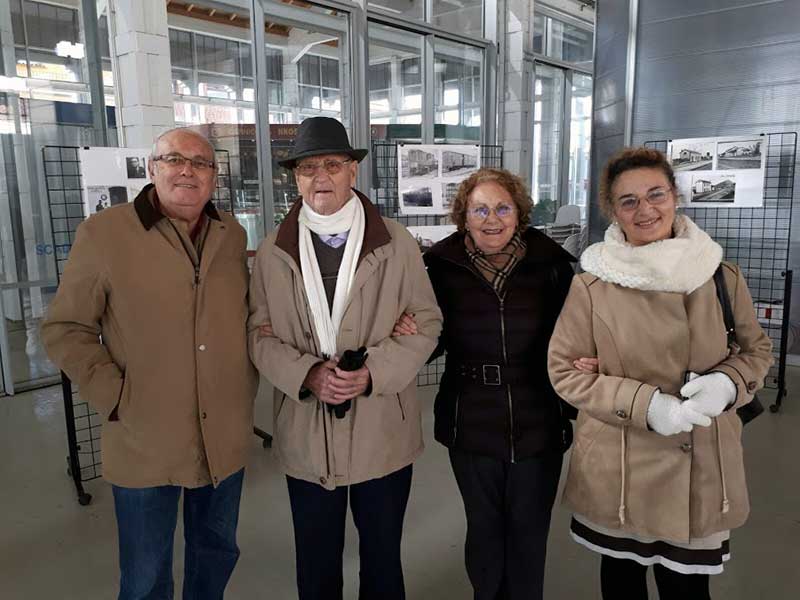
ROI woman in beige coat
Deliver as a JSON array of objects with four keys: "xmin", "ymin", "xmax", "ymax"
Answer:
[{"xmin": 548, "ymin": 147, "xmax": 772, "ymax": 599}]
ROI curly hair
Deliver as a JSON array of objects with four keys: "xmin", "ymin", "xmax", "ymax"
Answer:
[
  {"xmin": 599, "ymin": 147, "xmax": 677, "ymax": 219},
  {"xmin": 450, "ymin": 168, "xmax": 532, "ymax": 232}
]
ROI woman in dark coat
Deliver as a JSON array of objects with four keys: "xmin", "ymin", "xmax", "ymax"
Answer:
[{"xmin": 394, "ymin": 168, "xmax": 575, "ymax": 600}]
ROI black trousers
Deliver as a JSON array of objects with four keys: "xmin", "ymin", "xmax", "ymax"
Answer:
[
  {"xmin": 600, "ymin": 556, "xmax": 711, "ymax": 600},
  {"xmin": 448, "ymin": 448, "xmax": 563, "ymax": 600},
  {"xmin": 286, "ymin": 465, "xmax": 413, "ymax": 600}
]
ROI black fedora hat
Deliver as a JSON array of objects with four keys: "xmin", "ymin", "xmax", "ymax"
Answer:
[{"xmin": 278, "ymin": 117, "xmax": 368, "ymax": 169}]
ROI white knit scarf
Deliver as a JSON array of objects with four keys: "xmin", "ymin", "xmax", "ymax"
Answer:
[
  {"xmin": 580, "ymin": 214, "xmax": 723, "ymax": 294},
  {"xmin": 298, "ymin": 195, "xmax": 365, "ymax": 358}
]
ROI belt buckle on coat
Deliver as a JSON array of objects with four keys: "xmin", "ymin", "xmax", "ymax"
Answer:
[{"xmin": 482, "ymin": 364, "xmax": 502, "ymax": 386}]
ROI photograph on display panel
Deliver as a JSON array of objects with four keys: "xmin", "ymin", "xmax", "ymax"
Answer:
[
  {"xmin": 717, "ymin": 139, "xmax": 763, "ymax": 170},
  {"xmin": 669, "ymin": 135, "xmax": 767, "ymax": 209},
  {"xmin": 400, "ymin": 147, "xmax": 438, "ymax": 179},
  {"xmin": 670, "ymin": 140, "xmax": 714, "ymax": 171},
  {"xmin": 690, "ymin": 174, "xmax": 736, "ymax": 204}
]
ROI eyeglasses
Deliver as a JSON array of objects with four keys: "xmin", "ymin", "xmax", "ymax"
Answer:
[
  {"xmin": 615, "ymin": 187, "xmax": 672, "ymax": 212},
  {"xmin": 153, "ymin": 153, "xmax": 216, "ymax": 171},
  {"xmin": 467, "ymin": 203, "xmax": 516, "ymax": 220},
  {"xmin": 295, "ymin": 159, "xmax": 353, "ymax": 177}
]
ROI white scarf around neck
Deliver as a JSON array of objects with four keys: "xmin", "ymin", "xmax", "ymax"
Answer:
[
  {"xmin": 298, "ymin": 194, "xmax": 365, "ymax": 358},
  {"xmin": 579, "ymin": 214, "xmax": 722, "ymax": 294}
]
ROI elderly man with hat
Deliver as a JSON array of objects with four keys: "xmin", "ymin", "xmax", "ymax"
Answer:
[{"xmin": 248, "ymin": 117, "xmax": 442, "ymax": 600}]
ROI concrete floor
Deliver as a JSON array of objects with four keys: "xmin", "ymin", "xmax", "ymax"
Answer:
[{"xmin": 0, "ymin": 373, "xmax": 798, "ymax": 599}]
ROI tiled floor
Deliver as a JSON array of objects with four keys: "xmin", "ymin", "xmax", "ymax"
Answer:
[{"xmin": 1, "ymin": 373, "xmax": 798, "ymax": 599}]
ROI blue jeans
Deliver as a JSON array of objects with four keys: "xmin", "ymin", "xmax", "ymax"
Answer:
[{"xmin": 112, "ymin": 469, "xmax": 244, "ymax": 600}]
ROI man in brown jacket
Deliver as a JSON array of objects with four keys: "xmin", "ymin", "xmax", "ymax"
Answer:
[
  {"xmin": 249, "ymin": 117, "xmax": 442, "ymax": 600},
  {"xmin": 42, "ymin": 128, "xmax": 258, "ymax": 600}
]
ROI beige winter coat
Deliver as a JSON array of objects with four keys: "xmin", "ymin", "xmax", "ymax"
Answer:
[
  {"xmin": 41, "ymin": 185, "xmax": 259, "ymax": 488},
  {"xmin": 248, "ymin": 192, "xmax": 442, "ymax": 490},
  {"xmin": 549, "ymin": 249, "xmax": 772, "ymax": 543}
]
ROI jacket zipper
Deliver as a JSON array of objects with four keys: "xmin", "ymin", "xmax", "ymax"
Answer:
[
  {"xmin": 499, "ymin": 299, "xmax": 515, "ymax": 463},
  {"xmin": 452, "ymin": 393, "xmax": 460, "ymax": 444},
  {"xmin": 440, "ymin": 255, "xmax": 517, "ymax": 462}
]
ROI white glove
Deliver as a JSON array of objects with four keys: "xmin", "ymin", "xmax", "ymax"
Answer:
[
  {"xmin": 680, "ymin": 372, "xmax": 737, "ymax": 418},
  {"xmin": 646, "ymin": 390, "xmax": 711, "ymax": 436}
]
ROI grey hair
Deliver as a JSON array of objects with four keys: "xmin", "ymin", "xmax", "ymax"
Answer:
[{"xmin": 150, "ymin": 127, "xmax": 215, "ymax": 162}]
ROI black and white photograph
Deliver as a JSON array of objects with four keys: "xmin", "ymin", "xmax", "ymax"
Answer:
[
  {"xmin": 87, "ymin": 186, "xmax": 111, "ymax": 215},
  {"xmin": 691, "ymin": 173, "xmax": 736, "ymax": 203},
  {"xmin": 717, "ymin": 139, "xmax": 763, "ymax": 170},
  {"xmin": 400, "ymin": 147, "xmax": 438, "ymax": 179},
  {"xmin": 670, "ymin": 140, "xmax": 714, "ymax": 171},
  {"xmin": 441, "ymin": 148, "xmax": 479, "ymax": 176},
  {"xmin": 401, "ymin": 186, "xmax": 434, "ymax": 208},
  {"xmin": 442, "ymin": 182, "xmax": 460, "ymax": 209},
  {"xmin": 126, "ymin": 156, "xmax": 147, "ymax": 179}
]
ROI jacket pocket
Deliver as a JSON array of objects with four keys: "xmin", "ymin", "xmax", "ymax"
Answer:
[
  {"xmin": 397, "ymin": 393, "xmax": 406, "ymax": 421},
  {"xmin": 275, "ymin": 393, "xmax": 287, "ymax": 422}
]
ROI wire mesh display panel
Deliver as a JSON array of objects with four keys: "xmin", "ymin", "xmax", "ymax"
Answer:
[
  {"xmin": 213, "ymin": 149, "xmax": 234, "ymax": 214},
  {"xmin": 646, "ymin": 133, "xmax": 796, "ymax": 406},
  {"xmin": 42, "ymin": 145, "xmax": 235, "ymax": 504},
  {"xmin": 371, "ymin": 141, "xmax": 503, "ymax": 386}
]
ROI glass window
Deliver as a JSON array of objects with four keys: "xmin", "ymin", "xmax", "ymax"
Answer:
[
  {"xmin": 533, "ymin": 13, "xmax": 545, "ymax": 54},
  {"xmin": 368, "ymin": 23, "xmax": 423, "ymax": 140},
  {"xmin": 169, "ymin": 29, "xmax": 194, "ymax": 69},
  {"xmin": 365, "ymin": 0, "xmax": 424, "ymax": 21},
  {"xmin": 549, "ymin": 19, "xmax": 594, "ymax": 67},
  {"xmin": 240, "ymin": 42, "xmax": 253, "ymax": 78},
  {"xmin": 568, "ymin": 73, "xmax": 593, "ymax": 215},
  {"xmin": 434, "ymin": 39, "xmax": 482, "ymax": 142},
  {"xmin": 258, "ymin": 0, "xmax": 350, "ymax": 225},
  {"xmin": 11, "ymin": 0, "xmax": 26, "ymax": 44},
  {"xmin": 432, "ymin": 0, "xmax": 483, "ymax": 39},
  {"xmin": 202, "ymin": 35, "xmax": 241, "ymax": 75},
  {"xmin": 198, "ymin": 73, "xmax": 238, "ymax": 100},
  {"xmin": 535, "ymin": 13, "xmax": 594, "ymax": 69},
  {"xmin": 532, "ymin": 63, "xmax": 564, "ymax": 224},
  {"xmin": 172, "ymin": 68, "xmax": 194, "ymax": 96},
  {"xmin": 320, "ymin": 57, "xmax": 339, "ymax": 89},
  {"xmin": 265, "ymin": 47, "xmax": 283, "ymax": 82}
]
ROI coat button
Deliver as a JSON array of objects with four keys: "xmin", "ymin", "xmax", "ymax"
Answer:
[
  {"xmin": 201, "ymin": 412, "xmax": 207, "ymax": 419},
  {"xmin": 319, "ymin": 476, "xmax": 327, "ymax": 485},
  {"xmin": 615, "ymin": 409, "xmax": 627, "ymax": 419},
  {"xmin": 747, "ymin": 381, "xmax": 757, "ymax": 392},
  {"xmin": 198, "ymin": 344, "xmax": 206, "ymax": 351},
  {"xmin": 305, "ymin": 332, "xmax": 312, "ymax": 339},
  {"xmin": 680, "ymin": 443, "xmax": 692, "ymax": 453}
]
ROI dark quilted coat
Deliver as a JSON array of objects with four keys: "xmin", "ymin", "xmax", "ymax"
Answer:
[{"xmin": 424, "ymin": 227, "xmax": 576, "ymax": 462}]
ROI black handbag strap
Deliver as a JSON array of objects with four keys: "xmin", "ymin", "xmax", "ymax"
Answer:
[{"xmin": 713, "ymin": 265, "xmax": 736, "ymax": 347}]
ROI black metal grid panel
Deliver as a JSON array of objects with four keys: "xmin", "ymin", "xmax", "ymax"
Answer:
[
  {"xmin": 371, "ymin": 141, "xmax": 503, "ymax": 387},
  {"xmin": 42, "ymin": 146, "xmax": 103, "ymax": 489},
  {"xmin": 213, "ymin": 149, "xmax": 234, "ymax": 214},
  {"xmin": 645, "ymin": 133, "xmax": 796, "ymax": 398}
]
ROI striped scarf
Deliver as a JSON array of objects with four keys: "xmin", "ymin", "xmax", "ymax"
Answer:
[{"xmin": 464, "ymin": 231, "xmax": 527, "ymax": 298}]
